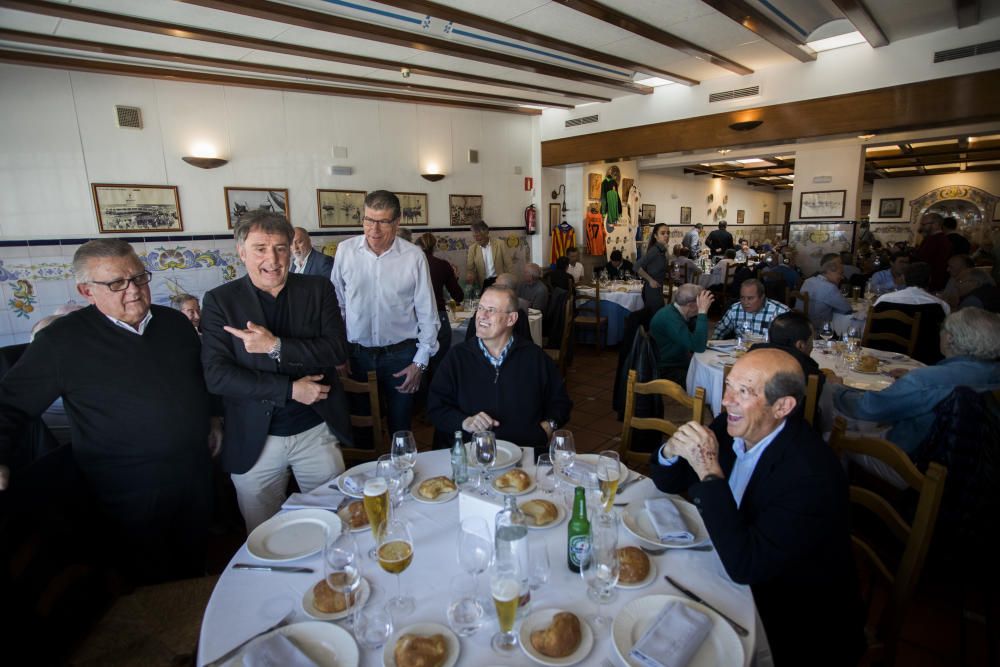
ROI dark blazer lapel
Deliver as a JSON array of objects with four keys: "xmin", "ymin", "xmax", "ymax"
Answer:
[
  {"xmin": 741, "ymin": 420, "xmax": 794, "ymax": 502},
  {"xmin": 239, "ymin": 275, "xmax": 267, "ymax": 326}
]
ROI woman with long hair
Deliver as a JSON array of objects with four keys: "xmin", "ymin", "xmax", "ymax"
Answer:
[{"xmin": 635, "ymin": 223, "xmax": 670, "ymax": 313}]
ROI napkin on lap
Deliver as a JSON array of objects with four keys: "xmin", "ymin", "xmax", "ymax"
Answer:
[
  {"xmin": 243, "ymin": 632, "xmax": 318, "ymax": 667},
  {"xmin": 644, "ymin": 498, "xmax": 694, "ymax": 543},
  {"xmin": 282, "ymin": 486, "xmax": 346, "ymax": 511},
  {"xmin": 629, "ymin": 600, "xmax": 712, "ymax": 667}
]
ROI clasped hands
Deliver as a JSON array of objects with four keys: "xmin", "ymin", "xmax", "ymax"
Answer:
[{"xmin": 663, "ymin": 421, "xmax": 725, "ymax": 481}]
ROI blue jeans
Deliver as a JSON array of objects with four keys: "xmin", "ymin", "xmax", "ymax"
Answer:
[{"xmin": 350, "ymin": 342, "xmax": 417, "ymax": 435}]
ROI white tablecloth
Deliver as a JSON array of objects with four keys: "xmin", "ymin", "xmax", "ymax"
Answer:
[
  {"xmin": 450, "ymin": 308, "xmax": 543, "ymax": 347},
  {"xmin": 831, "ymin": 301, "xmax": 868, "ymax": 338},
  {"xmin": 577, "ymin": 286, "xmax": 645, "ymax": 313},
  {"xmin": 198, "ymin": 450, "xmax": 763, "ymax": 667}
]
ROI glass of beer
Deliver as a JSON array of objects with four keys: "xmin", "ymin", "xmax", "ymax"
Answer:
[
  {"xmin": 489, "ymin": 559, "xmax": 522, "ymax": 653},
  {"xmin": 597, "ymin": 450, "xmax": 621, "ymax": 512},
  {"xmin": 363, "ymin": 476, "xmax": 390, "ymax": 560},
  {"xmin": 377, "ymin": 518, "xmax": 414, "ymax": 616}
]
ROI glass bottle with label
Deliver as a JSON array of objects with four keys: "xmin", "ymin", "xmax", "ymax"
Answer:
[
  {"xmin": 451, "ymin": 431, "xmax": 468, "ymax": 485},
  {"xmin": 567, "ymin": 486, "xmax": 591, "ymax": 573}
]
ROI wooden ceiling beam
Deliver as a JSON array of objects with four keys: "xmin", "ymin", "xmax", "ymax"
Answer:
[
  {"xmin": 377, "ymin": 0, "xmax": 717, "ymax": 81},
  {"xmin": 698, "ymin": 0, "xmax": 815, "ymax": 63},
  {"xmin": 0, "ymin": 49, "xmax": 541, "ymax": 114},
  {"xmin": 830, "ymin": 0, "xmax": 889, "ymax": 48},
  {"xmin": 178, "ymin": 0, "xmax": 655, "ymax": 93},
  {"xmin": 0, "ymin": 28, "xmax": 575, "ymax": 109},
  {"xmin": 548, "ymin": 0, "xmax": 752, "ymax": 76},
  {"xmin": 0, "ymin": 0, "xmax": 610, "ymax": 102}
]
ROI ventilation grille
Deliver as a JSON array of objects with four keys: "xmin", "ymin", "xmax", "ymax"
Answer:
[
  {"xmin": 709, "ymin": 85, "xmax": 760, "ymax": 103},
  {"xmin": 934, "ymin": 40, "xmax": 1000, "ymax": 62},
  {"xmin": 565, "ymin": 114, "xmax": 598, "ymax": 128},
  {"xmin": 115, "ymin": 105, "xmax": 143, "ymax": 129},
  {"xmin": 468, "ymin": 149, "xmax": 479, "ymax": 164}
]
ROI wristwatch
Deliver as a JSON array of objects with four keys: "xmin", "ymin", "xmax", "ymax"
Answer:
[
  {"xmin": 413, "ymin": 361, "xmax": 427, "ymax": 372},
  {"xmin": 546, "ymin": 419, "xmax": 559, "ymax": 432},
  {"xmin": 267, "ymin": 337, "xmax": 282, "ymax": 362}
]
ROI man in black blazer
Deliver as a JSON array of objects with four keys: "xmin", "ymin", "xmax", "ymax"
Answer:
[
  {"xmin": 650, "ymin": 348, "xmax": 863, "ymax": 666},
  {"xmin": 202, "ymin": 212, "xmax": 352, "ymax": 532},
  {"xmin": 291, "ymin": 226, "xmax": 334, "ymax": 277}
]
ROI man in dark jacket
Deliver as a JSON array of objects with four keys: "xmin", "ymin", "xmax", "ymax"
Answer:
[
  {"xmin": 705, "ymin": 221, "xmax": 734, "ymax": 255},
  {"xmin": 750, "ymin": 310, "xmax": 828, "ymax": 424},
  {"xmin": 650, "ymin": 348, "xmax": 863, "ymax": 666},
  {"xmin": 427, "ymin": 286, "xmax": 572, "ymax": 447}
]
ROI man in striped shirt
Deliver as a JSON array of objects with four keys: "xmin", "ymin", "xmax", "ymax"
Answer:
[{"xmin": 714, "ymin": 279, "xmax": 789, "ymax": 339}]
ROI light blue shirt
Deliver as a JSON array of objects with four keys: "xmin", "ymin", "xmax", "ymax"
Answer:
[{"xmin": 868, "ymin": 269, "xmax": 899, "ymax": 294}]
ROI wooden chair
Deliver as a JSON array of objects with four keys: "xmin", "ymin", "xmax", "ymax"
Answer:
[
  {"xmin": 545, "ymin": 294, "xmax": 575, "ymax": 377},
  {"xmin": 620, "ymin": 369, "xmax": 705, "ymax": 469},
  {"xmin": 862, "ymin": 307, "xmax": 921, "ymax": 358},
  {"xmin": 338, "ymin": 370, "xmax": 388, "ymax": 467},
  {"xmin": 829, "ymin": 417, "xmax": 947, "ymax": 667},
  {"xmin": 788, "ymin": 289, "xmax": 809, "ymax": 315},
  {"xmin": 575, "ymin": 281, "xmax": 609, "ymax": 351},
  {"xmin": 803, "ymin": 373, "xmax": 819, "ymax": 426}
]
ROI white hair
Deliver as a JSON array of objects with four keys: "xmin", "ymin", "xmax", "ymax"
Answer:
[{"xmin": 943, "ymin": 307, "xmax": 1000, "ymax": 359}]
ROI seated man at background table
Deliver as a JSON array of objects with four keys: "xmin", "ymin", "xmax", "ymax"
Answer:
[
  {"xmin": 799, "ymin": 252, "xmax": 852, "ymax": 330},
  {"xmin": 650, "ymin": 348, "xmax": 864, "ymax": 666},
  {"xmin": 427, "ymin": 286, "xmax": 571, "ymax": 448},
  {"xmin": 831, "ymin": 307, "xmax": 1000, "ymax": 457},
  {"xmin": 517, "ymin": 262, "xmax": 548, "ymax": 312},
  {"xmin": 734, "ymin": 238, "xmax": 757, "ymax": 262},
  {"xmin": 649, "ymin": 284, "xmax": 713, "ymax": 386},
  {"xmin": 938, "ymin": 254, "xmax": 975, "ymax": 310},
  {"xmin": 875, "ymin": 261, "xmax": 950, "ymax": 315},
  {"xmin": 713, "ymin": 278, "xmax": 789, "ymax": 339},
  {"xmin": 602, "ymin": 249, "xmax": 634, "ymax": 280},
  {"xmin": 494, "ymin": 272, "xmax": 530, "ymax": 312},
  {"xmin": 669, "ymin": 245, "xmax": 701, "ymax": 285},
  {"xmin": 565, "ymin": 247, "xmax": 585, "ymax": 284},
  {"xmin": 169, "ymin": 292, "xmax": 202, "ymax": 332},
  {"xmin": 868, "ymin": 251, "xmax": 909, "ymax": 294},
  {"xmin": 758, "ymin": 252, "xmax": 800, "ymax": 291}
]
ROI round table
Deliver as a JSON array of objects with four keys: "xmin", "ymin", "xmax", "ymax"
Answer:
[
  {"xmin": 831, "ymin": 300, "xmax": 868, "ymax": 338},
  {"xmin": 576, "ymin": 286, "xmax": 644, "ymax": 346},
  {"xmin": 197, "ymin": 449, "xmax": 763, "ymax": 666},
  {"xmin": 450, "ymin": 308, "xmax": 543, "ymax": 348}
]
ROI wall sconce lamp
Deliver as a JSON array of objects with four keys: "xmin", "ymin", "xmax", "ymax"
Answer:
[
  {"xmin": 551, "ymin": 184, "xmax": 568, "ymax": 212},
  {"xmin": 728, "ymin": 120, "xmax": 763, "ymax": 132},
  {"xmin": 421, "ymin": 173, "xmax": 445, "ymax": 182},
  {"xmin": 182, "ymin": 156, "xmax": 228, "ymax": 169}
]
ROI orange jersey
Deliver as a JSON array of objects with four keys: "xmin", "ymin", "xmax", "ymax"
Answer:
[
  {"xmin": 550, "ymin": 224, "xmax": 576, "ymax": 265},
  {"xmin": 585, "ymin": 211, "xmax": 606, "ymax": 256}
]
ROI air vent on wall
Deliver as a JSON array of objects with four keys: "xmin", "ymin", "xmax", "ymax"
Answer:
[
  {"xmin": 934, "ymin": 40, "xmax": 1000, "ymax": 63},
  {"xmin": 565, "ymin": 114, "xmax": 599, "ymax": 128},
  {"xmin": 709, "ymin": 85, "xmax": 760, "ymax": 103},
  {"xmin": 115, "ymin": 105, "xmax": 143, "ymax": 129}
]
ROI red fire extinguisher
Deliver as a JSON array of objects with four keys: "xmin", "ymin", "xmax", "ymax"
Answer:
[{"xmin": 524, "ymin": 204, "xmax": 537, "ymax": 235}]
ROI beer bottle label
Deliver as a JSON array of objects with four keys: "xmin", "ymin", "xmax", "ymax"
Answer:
[{"xmin": 568, "ymin": 534, "xmax": 590, "ymax": 570}]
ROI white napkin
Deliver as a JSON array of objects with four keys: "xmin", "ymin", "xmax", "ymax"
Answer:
[
  {"xmin": 341, "ymin": 471, "xmax": 374, "ymax": 495},
  {"xmin": 282, "ymin": 486, "xmax": 346, "ymax": 511},
  {"xmin": 644, "ymin": 498, "xmax": 694, "ymax": 543},
  {"xmin": 243, "ymin": 633, "xmax": 318, "ymax": 667},
  {"xmin": 565, "ymin": 459, "xmax": 595, "ymax": 483},
  {"xmin": 629, "ymin": 600, "xmax": 712, "ymax": 667}
]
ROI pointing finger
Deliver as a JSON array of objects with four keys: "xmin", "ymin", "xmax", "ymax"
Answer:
[{"xmin": 223, "ymin": 325, "xmax": 250, "ymax": 339}]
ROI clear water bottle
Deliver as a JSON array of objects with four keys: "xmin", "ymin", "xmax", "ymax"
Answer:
[
  {"xmin": 495, "ymin": 495, "xmax": 530, "ymax": 607},
  {"xmin": 450, "ymin": 431, "xmax": 468, "ymax": 485}
]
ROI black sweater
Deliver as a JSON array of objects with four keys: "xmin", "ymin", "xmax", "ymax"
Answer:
[{"xmin": 426, "ymin": 336, "xmax": 572, "ymax": 447}]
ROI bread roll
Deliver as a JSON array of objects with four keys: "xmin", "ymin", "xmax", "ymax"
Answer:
[
  {"xmin": 342, "ymin": 500, "xmax": 368, "ymax": 529},
  {"xmin": 494, "ymin": 468, "xmax": 531, "ymax": 493},
  {"xmin": 417, "ymin": 476, "xmax": 457, "ymax": 499},
  {"xmin": 312, "ymin": 577, "xmax": 356, "ymax": 613},
  {"xmin": 393, "ymin": 633, "xmax": 448, "ymax": 667},
  {"xmin": 530, "ymin": 612, "xmax": 582, "ymax": 658},
  {"xmin": 858, "ymin": 355, "xmax": 879, "ymax": 372},
  {"xmin": 521, "ymin": 499, "xmax": 559, "ymax": 526},
  {"xmin": 617, "ymin": 546, "xmax": 650, "ymax": 584}
]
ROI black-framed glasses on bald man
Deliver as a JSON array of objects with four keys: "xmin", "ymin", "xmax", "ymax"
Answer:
[{"xmin": 89, "ymin": 271, "xmax": 153, "ymax": 292}]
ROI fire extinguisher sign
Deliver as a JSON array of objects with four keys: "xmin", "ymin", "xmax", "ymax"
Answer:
[{"xmin": 524, "ymin": 177, "xmax": 533, "ymax": 191}]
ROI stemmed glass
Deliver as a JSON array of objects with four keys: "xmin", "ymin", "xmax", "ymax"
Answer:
[
  {"xmin": 528, "ymin": 540, "xmax": 551, "ymax": 591},
  {"xmin": 323, "ymin": 529, "xmax": 361, "ymax": 625},
  {"xmin": 549, "ymin": 430, "xmax": 576, "ymax": 480},
  {"xmin": 535, "ymin": 454, "xmax": 556, "ymax": 495},
  {"xmin": 377, "ymin": 454, "xmax": 404, "ymax": 509},
  {"xmin": 377, "ymin": 518, "xmax": 415, "ymax": 616},
  {"xmin": 489, "ymin": 558, "xmax": 522, "ymax": 654},
  {"xmin": 391, "ymin": 430, "xmax": 417, "ymax": 474},
  {"xmin": 580, "ymin": 513, "xmax": 620, "ymax": 634},
  {"xmin": 457, "ymin": 517, "xmax": 493, "ymax": 611},
  {"xmin": 447, "ymin": 574, "xmax": 485, "ymax": 637},
  {"xmin": 819, "ymin": 322, "xmax": 834, "ymax": 348},
  {"xmin": 597, "ymin": 450, "xmax": 621, "ymax": 512},
  {"xmin": 473, "ymin": 431, "xmax": 497, "ymax": 494}
]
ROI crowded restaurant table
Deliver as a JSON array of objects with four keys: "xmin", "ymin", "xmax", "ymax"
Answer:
[
  {"xmin": 577, "ymin": 283, "xmax": 644, "ymax": 346},
  {"xmin": 197, "ymin": 449, "xmax": 767, "ymax": 666},
  {"xmin": 449, "ymin": 307, "xmax": 543, "ymax": 348}
]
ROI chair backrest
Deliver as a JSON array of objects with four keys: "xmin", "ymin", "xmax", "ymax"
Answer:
[
  {"xmin": 761, "ymin": 275, "xmax": 788, "ymax": 304},
  {"xmin": 862, "ymin": 307, "xmax": 921, "ymax": 358},
  {"xmin": 829, "ymin": 417, "xmax": 947, "ymax": 665},
  {"xmin": 338, "ymin": 370, "xmax": 387, "ymax": 466},
  {"xmin": 576, "ymin": 280, "xmax": 601, "ymax": 320},
  {"xmin": 620, "ymin": 369, "xmax": 705, "ymax": 468},
  {"xmin": 721, "ymin": 261, "xmax": 739, "ymax": 309},
  {"xmin": 803, "ymin": 373, "xmax": 819, "ymax": 426},
  {"xmin": 788, "ymin": 289, "xmax": 809, "ymax": 315},
  {"xmin": 870, "ymin": 301, "xmax": 945, "ymax": 365},
  {"xmin": 556, "ymin": 293, "xmax": 575, "ymax": 376}
]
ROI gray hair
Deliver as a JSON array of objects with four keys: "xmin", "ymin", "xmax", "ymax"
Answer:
[
  {"xmin": 943, "ymin": 307, "xmax": 1000, "ymax": 359},
  {"xmin": 494, "ymin": 272, "xmax": 518, "ymax": 289},
  {"xmin": 741, "ymin": 278, "xmax": 765, "ymax": 297},
  {"xmin": 820, "ymin": 253, "xmax": 841, "ymax": 273},
  {"xmin": 483, "ymin": 285, "xmax": 517, "ymax": 313},
  {"xmin": 72, "ymin": 239, "xmax": 139, "ymax": 284},
  {"xmin": 234, "ymin": 210, "xmax": 293, "ymax": 246},
  {"xmin": 524, "ymin": 262, "xmax": 542, "ymax": 279},
  {"xmin": 674, "ymin": 283, "xmax": 703, "ymax": 306},
  {"xmin": 364, "ymin": 190, "xmax": 400, "ymax": 220},
  {"xmin": 470, "ymin": 221, "xmax": 490, "ymax": 234},
  {"xmin": 169, "ymin": 293, "xmax": 199, "ymax": 310},
  {"xmin": 764, "ymin": 368, "xmax": 806, "ymax": 408}
]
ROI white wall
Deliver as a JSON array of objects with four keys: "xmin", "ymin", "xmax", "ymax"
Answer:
[
  {"xmin": 791, "ymin": 143, "xmax": 866, "ymax": 221},
  {"xmin": 639, "ymin": 168, "xmax": 778, "ymax": 228}
]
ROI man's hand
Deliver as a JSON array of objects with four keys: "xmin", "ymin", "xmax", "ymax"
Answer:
[
  {"xmin": 393, "ymin": 363, "xmax": 422, "ymax": 394},
  {"xmin": 292, "ymin": 374, "xmax": 330, "ymax": 405},
  {"xmin": 208, "ymin": 417, "xmax": 223, "ymax": 458},
  {"xmin": 696, "ymin": 290, "xmax": 715, "ymax": 314},
  {"xmin": 888, "ymin": 367, "xmax": 910, "ymax": 379},
  {"xmin": 463, "ymin": 412, "xmax": 499, "ymax": 433},
  {"xmin": 224, "ymin": 321, "xmax": 278, "ymax": 354},
  {"xmin": 0, "ymin": 464, "xmax": 8, "ymax": 491},
  {"xmin": 666, "ymin": 421, "xmax": 724, "ymax": 481},
  {"xmin": 540, "ymin": 420, "xmax": 554, "ymax": 439},
  {"xmin": 647, "ymin": 279, "xmax": 661, "ymax": 289}
]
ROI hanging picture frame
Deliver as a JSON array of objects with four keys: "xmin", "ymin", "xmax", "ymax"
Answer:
[
  {"xmin": 679, "ymin": 206, "xmax": 691, "ymax": 225},
  {"xmin": 224, "ymin": 187, "xmax": 289, "ymax": 229},
  {"xmin": 317, "ymin": 189, "xmax": 366, "ymax": 227},
  {"xmin": 396, "ymin": 192, "xmax": 428, "ymax": 226},
  {"xmin": 799, "ymin": 190, "xmax": 846, "ymax": 219},
  {"xmin": 449, "ymin": 194, "xmax": 483, "ymax": 227},
  {"xmin": 92, "ymin": 183, "xmax": 182, "ymax": 233}
]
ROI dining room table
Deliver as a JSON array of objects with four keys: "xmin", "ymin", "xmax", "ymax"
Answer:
[
  {"xmin": 197, "ymin": 448, "xmax": 770, "ymax": 667},
  {"xmin": 576, "ymin": 283, "xmax": 645, "ymax": 346},
  {"xmin": 831, "ymin": 299, "xmax": 869, "ymax": 338},
  {"xmin": 449, "ymin": 307, "xmax": 543, "ymax": 348}
]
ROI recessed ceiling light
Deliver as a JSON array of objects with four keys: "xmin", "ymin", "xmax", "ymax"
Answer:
[
  {"xmin": 634, "ymin": 76, "xmax": 673, "ymax": 87},
  {"xmin": 806, "ymin": 31, "xmax": 866, "ymax": 52}
]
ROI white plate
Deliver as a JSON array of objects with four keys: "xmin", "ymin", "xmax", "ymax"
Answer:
[
  {"xmin": 556, "ymin": 454, "xmax": 630, "ymax": 488},
  {"xmin": 612, "ymin": 595, "xmax": 744, "ymax": 667},
  {"xmin": 518, "ymin": 609, "xmax": 594, "ymax": 666},
  {"xmin": 523, "ymin": 501, "xmax": 566, "ymax": 530},
  {"xmin": 302, "ymin": 577, "xmax": 371, "ymax": 621},
  {"xmin": 337, "ymin": 500, "xmax": 370, "ymax": 533},
  {"xmin": 466, "ymin": 440, "xmax": 523, "ymax": 470},
  {"xmin": 615, "ymin": 554, "xmax": 657, "ymax": 590},
  {"xmin": 410, "ymin": 477, "xmax": 459, "ymax": 504},
  {"xmin": 382, "ymin": 622, "xmax": 460, "ymax": 667},
  {"xmin": 621, "ymin": 496, "xmax": 710, "ymax": 549},
  {"xmin": 247, "ymin": 509, "xmax": 341, "ymax": 562},
  {"xmin": 492, "ymin": 476, "xmax": 537, "ymax": 496},
  {"xmin": 220, "ymin": 620, "xmax": 359, "ymax": 667},
  {"xmin": 845, "ymin": 377, "xmax": 892, "ymax": 391},
  {"xmin": 337, "ymin": 461, "xmax": 415, "ymax": 499}
]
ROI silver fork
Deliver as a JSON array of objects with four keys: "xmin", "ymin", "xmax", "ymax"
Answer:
[{"xmin": 206, "ymin": 608, "xmax": 295, "ymax": 666}]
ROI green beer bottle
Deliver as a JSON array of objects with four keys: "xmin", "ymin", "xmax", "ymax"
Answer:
[{"xmin": 567, "ymin": 486, "xmax": 590, "ymax": 573}]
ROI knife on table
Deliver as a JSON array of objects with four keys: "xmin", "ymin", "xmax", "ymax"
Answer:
[
  {"xmin": 233, "ymin": 563, "xmax": 314, "ymax": 573},
  {"xmin": 664, "ymin": 575, "xmax": 750, "ymax": 637}
]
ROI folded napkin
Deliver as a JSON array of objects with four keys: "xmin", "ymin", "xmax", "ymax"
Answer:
[
  {"xmin": 341, "ymin": 471, "xmax": 374, "ymax": 495},
  {"xmin": 644, "ymin": 498, "xmax": 695, "ymax": 543},
  {"xmin": 629, "ymin": 600, "xmax": 712, "ymax": 667},
  {"xmin": 282, "ymin": 485, "xmax": 346, "ymax": 511},
  {"xmin": 564, "ymin": 459, "xmax": 596, "ymax": 484},
  {"xmin": 244, "ymin": 632, "xmax": 318, "ymax": 667}
]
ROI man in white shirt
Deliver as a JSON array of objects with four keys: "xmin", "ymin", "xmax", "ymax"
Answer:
[
  {"xmin": 875, "ymin": 261, "xmax": 950, "ymax": 315},
  {"xmin": 565, "ymin": 247, "xmax": 585, "ymax": 284},
  {"xmin": 466, "ymin": 221, "xmax": 510, "ymax": 289},
  {"xmin": 331, "ymin": 190, "xmax": 439, "ymax": 433}
]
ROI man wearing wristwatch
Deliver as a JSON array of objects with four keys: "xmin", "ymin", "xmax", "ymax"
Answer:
[{"xmin": 202, "ymin": 211, "xmax": 352, "ymax": 533}]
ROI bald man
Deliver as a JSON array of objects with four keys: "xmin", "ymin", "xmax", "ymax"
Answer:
[
  {"xmin": 291, "ymin": 227, "xmax": 334, "ymax": 277},
  {"xmin": 651, "ymin": 348, "xmax": 863, "ymax": 666}
]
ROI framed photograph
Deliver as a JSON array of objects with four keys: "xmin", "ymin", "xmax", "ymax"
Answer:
[
  {"xmin": 799, "ymin": 190, "xmax": 846, "ymax": 219},
  {"xmin": 449, "ymin": 194, "xmax": 483, "ymax": 227},
  {"xmin": 91, "ymin": 184, "xmax": 182, "ymax": 233},
  {"xmin": 224, "ymin": 187, "xmax": 289, "ymax": 229},
  {"xmin": 317, "ymin": 189, "xmax": 366, "ymax": 227},
  {"xmin": 763, "ymin": 211, "xmax": 771, "ymax": 224},
  {"xmin": 677, "ymin": 206, "xmax": 689, "ymax": 225},
  {"xmin": 736, "ymin": 209, "xmax": 745, "ymax": 224},
  {"xmin": 587, "ymin": 173, "xmax": 602, "ymax": 200},
  {"xmin": 548, "ymin": 202, "xmax": 562, "ymax": 234},
  {"xmin": 640, "ymin": 204, "xmax": 656, "ymax": 224},
  {"xmin": 878, "ymin": 197, "xmax": 904, "ymax": 218},
  {"xmin": 396, "ymin": 192, "xmax": 427, "ymax": 226}
]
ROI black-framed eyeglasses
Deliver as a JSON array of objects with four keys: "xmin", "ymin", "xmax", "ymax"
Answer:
[
  {"xmin": 362, "ymin": 216, "xmax": 398, "ymax": 226},
  {"xmin": 90, "ymin": 271, "xmax": 152, "ymax": 292}
]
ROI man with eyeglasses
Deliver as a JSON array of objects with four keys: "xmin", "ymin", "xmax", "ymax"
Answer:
[
  {"xmin": 330, "ymin": 190, "xmax": 439, "ymax": 434},
  {"xmin": 427, "ymin": 286, "xmax": 571, "ymax": 448},
  {"xmin": 0, "ymin": 239, "xmax": 218, "ymax": 584}
]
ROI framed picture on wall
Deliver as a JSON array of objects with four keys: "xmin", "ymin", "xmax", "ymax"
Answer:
[
  {"xmin": 799, "ymin": 190, "xmax": 846, "ymax": 219},
  {"xmin": 678, "ymin": 206, "xmax": 690, "ymax": 225},
  {"xmin": 317, "ymin": 189, "xmax": 365, "ymax": 227},
  {"xmin": 587, "ymin": 173, "xmax": 602, "ymax": 200},
  {"xmin": 640, "ymin": 204, "xmax": 656, "ymax": 224},
  {"xmin": 763, "ymin": 211, "xmax": 771, "ymax": 224},
  {"xmin": 92, "ymin": 184, "xmax": 183, "ymax": 233},
  {"xmin": 548, "ymin": 203, "xmax": 562, "ymax": 234},
  {"xmin": 224, "ymin": 187, "xmax": 289, "ymax": 229},
  {"xmin": 736, "ymin": 209, "xmax": 745, "ymax": 224},
  {"xmin": 396, "ymin": 192, "xmax": 428, "ymax": 226},
  {"xmin": 449, "ymin": 194, "xmax": 483, "ymax": 227},
  {"xmin": 878, "ymin": 197, "xmax": 904, "ymax": 218}
]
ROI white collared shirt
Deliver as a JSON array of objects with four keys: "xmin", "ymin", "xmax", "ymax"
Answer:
[
  {"xmin": 292, "ymin": 256, "xmax": 306, "ymax": 273},
  {"xmin": 330, "ymin": 235, "xmax": 440, "ymax": 366},
  {"xmin": 105, "ymin": 309, "xmax": 153, "ymax": 335},
  {"xmin": 728, "ymin": 421, "xmax": 786, "ymax": 507},
  {"xmin": 481, "ymin": 243, "xmax": 496, "ymax": 279},
  {"xmin": 567, "ymin": 262, "xmax": 584, "ymax": 283},
  {"xmin": 874, "ymin": 286, "xmax": 951, "ymax": 315}
]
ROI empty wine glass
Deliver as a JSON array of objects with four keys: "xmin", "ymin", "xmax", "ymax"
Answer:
[
  {"xmin": 377, "ymin": 518, "xmax": 415, "ymax": 616},
  {"xmin": 353, "ymin": 593, "xmax": 393, "ymax": 650},
  {"xmin": 457, "ymin": 517, "xmax": 493, "ymax": 595},
  {"xmin": 819, "ymin": 321, "xmax": 834, "ymax": 348},
  {"xmin": 581, "ymin": 513, "xmax": 620, "ymax": 634},
  {"xmin": 473, "ymin": 430, "xmax": 497, "ymax": 494},
  {"xmin": 527, "ymin": 540, "xmax": 551, "ymax": 591},
  {"xmin": 549, "ymin": 430, "xmax": 575, "ymax": 480},
  {"xmin": 447, "ymin": 574, "xmax": 484, "ymax": 637},
  {"xmin": 390, "ymin": 430, "xmax": 417, "ymax": 473},
  {"xmin": 323, "ymin": 529, "xmax": 361, "ymax": 624},
  {"xmin": 535, "ymin": 454, "xmax": 556, "ymax": 495}
]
